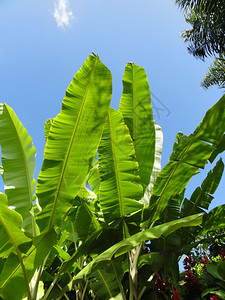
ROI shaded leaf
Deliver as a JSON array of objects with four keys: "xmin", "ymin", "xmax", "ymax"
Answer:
[
  {"xmin": 0, "ymin": 229, "xmax": 57, "ymax": 300},
  {"xmin": 70, "ymin": 197, "xmax": 101, "ymax": 240},
  {"xmin": 0, "ymin": 193, "xmax": 31, "ymax": 258},
  {"xmin": 89, "ymin": 260, "xmax": 122, "ymax": 299},
  {"xmin": 72, "ymin": 213, "xmax": 202, "ymax": 282},
  {"xmin": 203, "ymin": 204, "xmax": 225, "ymax": 232}
]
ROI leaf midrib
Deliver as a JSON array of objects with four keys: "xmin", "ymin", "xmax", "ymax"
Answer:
[
  {"xmin": 108, "ymin": 111, "xmax": 124, "ymax": 218},
  {"xmin": 132, "ymin": 64, "xmax": 136, "ymax": 144},
  {"xmin": 97, "ymin": 270, "xmax": 113, "ymax": 298}
]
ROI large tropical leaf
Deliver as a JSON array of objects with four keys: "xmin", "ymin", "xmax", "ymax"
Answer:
[
  {"xmin": 89, "ymin": 260, "xmax": 123, "ymax": 300},
  {"xmin": 0, "ymin": 193, "xmax": 31, "ymax": 258},
  {"xmin": 0, "ymin": 103, "xmax": 36, "ymax": 234},
  {"xmin": 0, "ymin": 228, "xmax": 57, "ymax": 300},
  {"xmin": 202, "ymin": 204, "xmax": 225, "ymax": 233},
  {"xmin": 119, "ymin": 63, "xmax": 155, "ymax": 191},
  {"xmin": 181, "ymin": 158, "xmax": 224, "ymax": 217},
  {"xmin": 72, "ymin": 213, "xmax": 203, "ymax": 282},
  {"xmin": 0, "ymin": 193, "xmax": 31, "ymax": 299},
  {"xmin": 149, "ymin": 94, "xmax": 225, "ymax": 223},
  {"xmin": 69, "ymin": 195, "xmax": 102, "ymax": 241},
  {"xmin": 98, "ymin": 108, "xmax": 143, "ymax": 225},
  {"xmin": 36, "ymin": 54, "xmax": 112, "ymax": 232}
]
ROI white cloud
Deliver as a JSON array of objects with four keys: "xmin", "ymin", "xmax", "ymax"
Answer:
[{"xmin": 54, "ymin": 0, "xmax": 75, "ymax": 29}]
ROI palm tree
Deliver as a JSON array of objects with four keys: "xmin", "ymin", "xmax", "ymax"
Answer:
[
  {"xmin": 175, "ymin": 0, "xmax": 225, "ymax": 59},
  {"xmin": 174, "ymin": 0, "xmax": 225, "ymax": 89},
  {"xmin": 201, "ymin": 54, "xmax": 225, "ymax": 89}
]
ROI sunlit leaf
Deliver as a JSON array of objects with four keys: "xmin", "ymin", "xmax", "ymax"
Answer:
[
  {"xmin": 36, "ymin": 54, "xmax": 112, "ymax": 232},
  {"xmin": 0, "ymin": 104, "xmax": 36, "ymax": 234},
  {"xmin": 150, "ymin": 94, "xmax": 225, "ymax": 223},
  {"xmin": 98, "ymin": 108, "xmax": 143, "ymax": 224},
  {"xmin": 119, "ymin": 63, "xmax": 155, "ymax": 191}
]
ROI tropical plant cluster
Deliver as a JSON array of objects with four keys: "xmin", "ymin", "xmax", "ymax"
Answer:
[{"xmin": 0, "ymin": 54, "xmax": 225, "ymax": 299}]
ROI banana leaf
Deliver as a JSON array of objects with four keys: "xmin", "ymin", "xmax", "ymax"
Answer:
[
  {"xmin": 36, "ymin": 54, "xmax": 112, "ymax": 232},
  {"xmin": 89, "ymin": 260, "xmax": 123, "ymax": 299},
  {"xmin": 181, "ymin": 158, "xmax": 224, "ymax": 217},
  {"xmin": 119, "ymin": 63, "xmax": 155, "ymax": 191},
  {"xmin": 0, "ymin": 193, "xmax": 31, "ymax": 258},
  {"xmin": 150, "ymin": 94, "xmax": 225, "ymax": 223},
  {"xmin": 202, "ymin": 204, "xmax": 225, "ymax": 233},
  {"xmin": 69, "ymin": 195, "xmax": 102, "ymax": 241},
  {"xmin": 0, "ymin": 103, "xmax": 36, "ymax": 234},
  {"xmin": 98, "ymin": 108, "xmax": 143, "ymax": 225},
  {"xmin": 0, "ymin": 228, "xmax": 57, "ymax": 300}
]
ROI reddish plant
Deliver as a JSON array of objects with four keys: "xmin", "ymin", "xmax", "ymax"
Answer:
[
  {"xmin": 183, "ymin": 255, "xmax": 195, "ymax": 270},
  {"xmin": 184, "ymin": 269, "xmax": 204, "ymax": 299},
  {"xmin": 220, "ymin": 249, "xmax": 225, "ymax": 260},
  {"xmin": 210, "ymin": 294, "xmax": 219, "ymax": 300},
  {"xmin": 172, "ymin": 289, "xmax": 180, "ymax": 300},
  {"xmin": 154, "ymin": 273, "xmax": 171, "ymax": 299},
  {"xmin": 202, "ymin": 256, "xmax": 209, "ymax": 273}
]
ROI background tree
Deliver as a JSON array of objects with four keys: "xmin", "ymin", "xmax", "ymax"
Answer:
[
  {"xmin": 201, "ymin": 54, "xmax": 225, "ymax": 89},
  {"xmin": 174, "ymin": 0, "xmax": 225, "ymax": 89}
]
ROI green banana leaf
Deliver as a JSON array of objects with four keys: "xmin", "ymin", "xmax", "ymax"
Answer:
[
  {"xmin": 202, "ymin": 204, "xmax": 225, "ymax": 233},
  {"xmin": 0, "ymin": 193, "xmax": 31, "ymax": 258},
  {"xmin": 0, "ymin": 228, "xmax": 57, "ymax": 300},
  {"xmin": 119, "ymin": 63, "xmax": 155, "ymax": 191},
  {"xmin": 0, "ymin": 193, "xmax": 31, "ymax": 299},
  {"xmin": 36, "ymin": 54, "xmax": 112, "ymax": 232},
  {"xmin": 209, "ymin": 134, "xmax": 225, "ymax": 163},
  {"xmin": 72, "ymin": 213, "xmax": 203, "ymax": 282},
  {"xmin": 182, "ymin": 158, "xmax": 224, "ymax": 217},
  {"xmin": 69, "ymin": 195, "xmax": 102, "ymax": 241},
  {"xmin": 150, "ymin": 94, "xmax": 225, "ymax": 223},
  {"xmin": 98, "ymin": 108, "xmax": 143, "ymax": 224},
  {"xmin": 89, "ymin": 260, "xmax": 123, "ymax": 299},
  {"xmin": 0, "ymin": 103, "xmax": 36, "ymax": 234}
]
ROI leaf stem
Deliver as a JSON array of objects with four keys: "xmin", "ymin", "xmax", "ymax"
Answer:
[
  {"xmin": 81, "ymin": 280, "xmax": 88, "ymax": 300},
  {"xmin": 30, "ymin": 255, "xmax": 49, "ymax": 300},
  {"xmin": 42, "ymin": 275, "xmax": 59, "ymax": 300}
]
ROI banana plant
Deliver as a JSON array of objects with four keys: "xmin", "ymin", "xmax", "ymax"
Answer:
[{"xmin": 0, "ymin": 54, "xmax": 225, "ymax": 300}]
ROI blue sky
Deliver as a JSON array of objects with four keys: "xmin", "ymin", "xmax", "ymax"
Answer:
[{"xmin": 0, "ymin": 0, "xmax": 224, "ymax": 211}]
